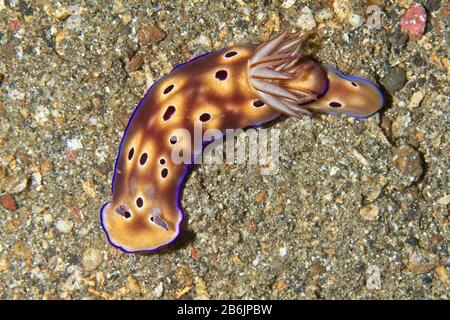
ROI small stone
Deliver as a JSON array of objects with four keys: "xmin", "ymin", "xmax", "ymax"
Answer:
[
  {"xmin": 14, "ymin": 240, "xmax": 31, "ymax": 259},
  {"xmin": 64, "ymin": 148, "xmax": 79, "ymax": 161},
  {"xmin": 329, "ymin": 166, "xmax": 339, "ymax": 176},
  {"xmin": 391, "ymin": 113, "xmax": 411, "ymax": 139},
  {"xmin": 81, "ymin": 248, "xmax": 103, "ymax": 272},
  {"xmin": 96, "ymin": 271, "xmax": 106, "ymax": 286},
  {"xmin": 66, "ymin": 137, "xmax": 83, "ymax": 150},
  {"xmin": 393, "ymin": 145, "xmax": 423, "ymax": 187},
  {"xmin": 405, "ymin": 235, "xmax": 420, "ymax": 246},
  {"xmin": 333, "ymin": 0, "xmax": 351, "ymax": 21},
  {"xmin": 353, "ymin": 150, "xmax": 369, "ymax": 167},
  {"xmin": 60, "ymin": 266, "xmax": 83, "ymax": 293},
  {"xmin": 279, "ymin": 247, "xmax": 288, "ymax": 257},
  {"xmin": 407, "ymin": 250, "xmax": 438, "ymax": 274},
  {"xmin": 3, "ymin": 175, "xmax": 28, "ymax": 194},
  {"xmin": 366, "ymin": 265, "xmax": 382, "ymax": 290},
  {"xmin": 122, "ymin": 12, "xmax": 132, "ymax": 25},
  {"xmin": 255, "ymin": 189, "xmax": 267, "ymax": 203},
  {"xmin": 389, "ymin": 32, "xmax": 408, "ymax": 47},
  {"xmin": 427, "ymin": 0, "xmax": 442, "ymax": 12},
  {"xmin": 113, "ymin": 0, "xmax": 124, "ymax": 12},
  {"xmin": 359, "ymin": 204, "xmax": 380, "ymax": 221},
  {"xmin": 138, "ymin": 24, "xmax": 165, "ymax": 46},
  {"xmin": 232, "ymin": 256, "xmax": 242, "ymax": 264},
  {"xmin": 245, "ymin": 219, "xmax": 258, "ymax": 234},
  {"xmin": 407, "ymin": 91, "xmax": 424, "ymax": 109},
  {"xmin": 281, "ymin": 0, "xmax": 296, "ymax": 9},
  {"xmin": 33, "ymin": 105, "xmax": 51, "ymax": 125},
  {"xmin": 127, "ymin": 276, "xmax": 141, "ymax": 293},
  {"xmin": 0, "ymin": 257, "xmax": 8, "ymax": 272},
  {"xmin": 0, "ymin": 194, "xmax": 17, "ymax": 211},
  {"xmin": 435, "ymin": 265, "xmax": 448, "ymax": 288},
  {"xmin": 400, "ymin": 3, "xmax": 427, "ymax": 40},
  {"xmin": 196, "ymin": 34, "xmax": 211, "ymax": 48},
  {"xmin": 310, "ymin": 263, "xmax": 326, "ymax": 275},
  {"xmin": 55, "ymin": 219, "xmax": 74, "ymax": 234},
  {"xmin": 43, "ymin": 213, "xmax": 53, "ymax": 224},
  {"xmin": 82, "ymin": 180, "xmax": 96, "ymax": 198},
  {"xmin": 128, "ymin": 53, "xmax": 143, "ymax": 71},
  {"xmin": 348, "ymin": 14, "xmax": 363, "ymax": 28},
  {"xmin": 382, "ymin": 67, "xmax": 406, "ymax": 93},
  {"xmin": 9, "ymin": 18, "xmax": 20, "ymax": 32},
  {"xmin": 40, "ymin": 160, "xmax": 54, "ymax": 174},
  {"xmin": 194, "ymin": 276, "xmax": 210, "ymax": 300},
  {"xmin": 275, "ymin": 280, "xmax": 288, "ymax": 291},
  {"xmin": 296, "ymin": 7, "xmax": 316, "ymax": 31},
  {"xmin": 31, "ymin": 172, "xmax": 43, "ymax": 192},
  {"xmin": 153, "ymin": 282, "xmax": 164, "ymax": 298},
  {"xmin": 437, "ymin": 194, "xmax": 449, "ymax": 206},
  {"xmin": 315, "ymin": 8, "xmax": 333, "ymax": 21}
]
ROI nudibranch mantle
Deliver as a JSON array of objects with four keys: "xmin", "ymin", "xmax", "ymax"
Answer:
[{"xmin": 101, "ymin": 32, "xmax": 385, "ymax": 253}]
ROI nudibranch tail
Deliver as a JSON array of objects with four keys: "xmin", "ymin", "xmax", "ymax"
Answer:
[{"xmin": 248, "ymin": 32, "xmax": 328, "ymax": 117}]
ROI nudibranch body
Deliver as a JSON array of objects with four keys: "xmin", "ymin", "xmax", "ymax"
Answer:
[{"xmin": 101, "ymin": 32, "xmax": 385, "ymax": 253}]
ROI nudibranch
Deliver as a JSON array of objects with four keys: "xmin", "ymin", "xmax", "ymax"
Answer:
[{"xmin": 101, "ymin": 31, "xmax": 384, "ymax": 253}]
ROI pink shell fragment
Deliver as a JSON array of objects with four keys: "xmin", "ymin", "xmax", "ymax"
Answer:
[{"xmin": 400, "ymin": 3, "xmax": 427, "ymax": 40}]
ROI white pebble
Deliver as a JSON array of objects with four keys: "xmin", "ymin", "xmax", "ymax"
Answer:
[
  {"xmin": 31, "ymin": 172, "xmax": 43, "ymax": 192},
  {"xmin": 279, "ymin": 247, "xmax": 288, "ymax": 257},
  {"xmin": 348, "ymin": 13, "xmax": 363, "ymax": 28},
  {"xmin": 66, "ymin": 137, "xmax": 83, "ymax": 150},
  {"xmin": 281, "ymin": 0, "xmax": 296, "ymax": 9},
  {"xmin": 296, "ymin": 7, "xmax": 316, "ymax": 31},
  {"xmin": 196, "ymin": 34, "xmax": 211, "ymax": 48},
  {"xmin": 153, "ymin": 282, "xmax": 164, "ymax": 298},
  {"xmin": 9, "ymin": 89, "xmax": 25, "ymax": 101},
  {"xmin": 81, "ymin": 248, "xmax": 103, "ymax": 272},
  {"xmin": 34, "ymin": 105, "xmax": 50, "ymax": 125},
  {"xmin": 329, "ymin": 166, "xmax": 339, "ymax": 176},
  {"xmin": 315, "ymin": 8, "xmax": 333, "ymax": 21},
  {"xmin": 366, "ymin": 265, "xmax": 382, "ymax": 290},
  {"xmin": 359, "ymin": 204, "xmax": 380, "ymax": 221},
  {"xmin": 352, "ymin": 150, "xmax": 369, "ymax": 167},
  {"xmin": 43, "ymin": 213, "xmax": 53, "ymax": 225},
  {"xmin": 407, "ymin": 91, "xmax": 424, "ymax": 109},
  {"xmin": 55, "ymin": 219, "xmax": 74, "ymax": 233}
]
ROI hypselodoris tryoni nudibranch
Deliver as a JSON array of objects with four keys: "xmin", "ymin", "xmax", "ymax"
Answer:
[{"xmin": 101, "ymin": 31, "xmax": 385, "ymax": 253}]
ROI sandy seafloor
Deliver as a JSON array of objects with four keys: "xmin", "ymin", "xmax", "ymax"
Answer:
[{"xmin": 0, "ymin": 0, "xmax": 448, "ymax": 299}]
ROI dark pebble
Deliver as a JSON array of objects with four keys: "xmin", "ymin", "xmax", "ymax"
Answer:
[
  {"xmin": 426, "ymin": 0, "xmax": 442, "ymax": 12},
  {"xmin": 19, "ymin": 1, "xmax": 33, "ymax": 16},
  {"xmin": 393, "ymin": 145, "xmax": 424, "ymax": 187},
  {"xmin": 422, "ymin": 273, "xmax": 434, "ymax": 284},
  {"xmin": 389, "ymin": 32, "xmax": 408, "ymax": 47},
  {"xmin": 382, "ymin": 67, "xmax": 406, "ymax": 93},
  {"xmin": 405, "ymin": 235, "xmax": 420, "ymax": 246},
  {"xmin": 118, "ymin": 24, "xmax": 130, "ymax": 36},
  {"xmin": 293, "ymin": 285, "xmax": 304, "ymax": 294},
  {"xmin": 411, "ymin": 53, "xmax": 426, "ymax": 67}
]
